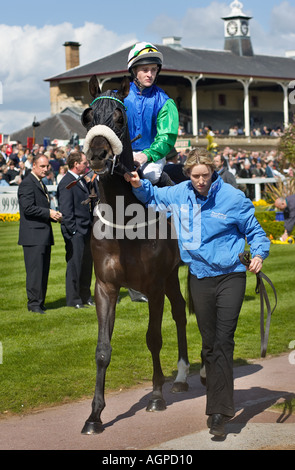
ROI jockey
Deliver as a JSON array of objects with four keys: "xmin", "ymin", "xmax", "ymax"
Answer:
[{"xmin": 125, "ymin": 42, "xmax": 179, "ymax": 184}]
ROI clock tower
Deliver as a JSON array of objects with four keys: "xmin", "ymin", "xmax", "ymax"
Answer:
[{"xmin": 222, "ymin": 1, "xmax": 254, "ymax": 56}]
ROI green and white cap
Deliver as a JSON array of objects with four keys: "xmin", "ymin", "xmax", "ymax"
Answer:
[{"xmin": 127, "ymin": 42, "xmax": 163, "ymax": 71}]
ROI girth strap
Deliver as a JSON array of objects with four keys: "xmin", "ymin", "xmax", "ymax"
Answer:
[{"xmin": 239, "ymin": 251, "xmax": 277, "ymax": 358}]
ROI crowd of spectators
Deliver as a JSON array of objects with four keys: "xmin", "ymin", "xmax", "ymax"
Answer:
[
  {"xmin": 0, "ymin": 142, "xmax": 73, "ymax": 189},
  {"xmin": 198, "ymin": 125, "xmax": 285, "ymax": 138},
  {"xmin": 1, "ymin": 139, "xmax": 294, "ymax": 204},
  {"xmin": 180, "ymin": 124, "xmax": 285, "ymax": 138},
  {"xmin": 177, "ymin": 145, "xmax": 294, "ymax": 200}
]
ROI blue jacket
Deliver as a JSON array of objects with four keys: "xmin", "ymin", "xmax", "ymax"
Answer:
[
  {"xmin": 124, "ymin": 82, "xmax": 170, "ymax": 152},
  {"xmin": 133, "ymin": 173, "xmax": 270, "ymax": 279}
]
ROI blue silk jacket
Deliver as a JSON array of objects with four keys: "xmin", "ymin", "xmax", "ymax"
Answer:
[{"xmin": 124, "ymin": 82, "xmax": 179, "ymax": 162}]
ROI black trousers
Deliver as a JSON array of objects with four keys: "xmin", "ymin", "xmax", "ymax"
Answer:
[
  {"xmin": 64, "ymin": 231, "xmax": 93, "ymax": 307},
  {"xmin": 190, "ymin": 272, "xmax": 246, "ymax": 417},
  {"xmin": 23, "ymin": 245, "xmax": 51, "ymax": 310}
]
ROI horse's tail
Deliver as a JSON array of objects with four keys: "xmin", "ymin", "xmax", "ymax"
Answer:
[{"xmin": 186, "ymin": 270, "xmax": 195, "ymax": 315}]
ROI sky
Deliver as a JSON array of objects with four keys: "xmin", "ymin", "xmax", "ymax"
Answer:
[{"xmin": 1, "ymin": 0, "xmax": 295, "ymax": 136}]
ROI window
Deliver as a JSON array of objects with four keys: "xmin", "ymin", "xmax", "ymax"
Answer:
[
  {"xmin": 218, "ymin": 94, "xmax": 226, "ymax": 106},
  {"xmin": 251, "ymin": 96, "xmax": 259, "ymax": 108}
]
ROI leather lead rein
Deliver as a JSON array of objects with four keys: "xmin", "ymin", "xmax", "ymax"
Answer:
[{"xmin": 239, "ymin": 251, "xmax": 277, "ymax": 358}]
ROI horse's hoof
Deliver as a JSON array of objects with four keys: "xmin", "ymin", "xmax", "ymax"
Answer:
[
  {"xmin": 146, "ymin": 398, "xmax": 166, "ymax": 412},
  {"xmin": 171, "ymin": 381, "xmax": 189, "ymax": 393},
  {"xmin": 81, "ymin": 421, "xmax": 104, "ymax": 435}
]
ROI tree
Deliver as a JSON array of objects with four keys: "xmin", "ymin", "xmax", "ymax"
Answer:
[{"xmin": 278, "ymin": 117, "xmax": 295, "ymax": 167}]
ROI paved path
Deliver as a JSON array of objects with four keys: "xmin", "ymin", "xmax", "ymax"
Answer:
[{"xmin": 0, "ymin": 354, "xmax": 294, "ymax": 451}]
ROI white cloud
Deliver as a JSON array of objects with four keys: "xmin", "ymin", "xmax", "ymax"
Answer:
[
  {"xmin": 1, "ymin": 2, "xmax": 295, "ymax": 136},
  {"xmin": 271, "ymin": 1, "xmax": 295, "ymax": 34},
  {"xmin": 0, "ymin": 109, "xmax": 49, "ymax": 138},
  {"xmin": 0, "ymin": 22, "xmax": 136, "ymax": 134},
  {"xmin": 149, "ymin": 1, "xmax": 295, "ymax": 56}
]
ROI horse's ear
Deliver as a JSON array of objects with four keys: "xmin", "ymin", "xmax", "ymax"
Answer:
[
  {"xmin": 117, "ymin": 76, "xmax": 130, "ymax": 100},
  {"xmin": 81, "ymin": 107, "xmax": 94, "ymax": 129},
  {"xmin": 89, "ymin": 75, "xmax": 101, "ymax": 98}
]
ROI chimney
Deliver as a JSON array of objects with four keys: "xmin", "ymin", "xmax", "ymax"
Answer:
[
  {"xmin": 286, "ymin": 50, "xmax": 295, "ymax": 60},
  {"xmin": 162, "ymin": 37, "xmax": 182, "ymax": 49},
  {"xmin": 63, "ymin": 41, "xmax": 81, "ymax": 70}
]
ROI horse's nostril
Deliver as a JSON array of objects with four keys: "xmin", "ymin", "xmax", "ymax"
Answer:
[{"xmin": 91, "ymin": 150, "xmax": 108, "ymax": 161}]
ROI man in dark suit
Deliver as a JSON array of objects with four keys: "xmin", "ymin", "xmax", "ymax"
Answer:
[
  {"xmin": 57, "ymin": 151, "xmax": 94, "ymax": 309},
  {"xmin": 163, "ymin": 147, "xmax": 189, "ymax": 185},
  {"xmin": 18, "ymin": 155, "xmax": 62, "ymax": 314}
]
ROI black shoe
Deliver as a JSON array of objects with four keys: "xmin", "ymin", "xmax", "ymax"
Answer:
[
  {"xmin": 86, "ymin": 300, "xmax": 95, "ymax": 307},
  {"xmin": 41, "ymin": 305, "xmax": 47, "ymax": 311},
  {"xmin": 209, "ymin": 414, "xmax": 227, "ymax": 438},
  {"xmin": 74, "ymin": 304, "xmax": 88, "ymax": 309},
  {"xmin": 28, "ymin": 307, "xmax": 46, "ymax": 315}
]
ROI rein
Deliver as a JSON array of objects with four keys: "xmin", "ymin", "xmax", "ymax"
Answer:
[
  {"xmin": 239, "ymin": 251, "xmax": 277, "ymax": 358},
  {"xmin": 94, "ymin": 205, "xmax": 159, "ymax": 230}
]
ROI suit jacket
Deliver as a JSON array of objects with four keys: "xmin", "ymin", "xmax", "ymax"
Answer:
[
  {"xmin": 163, "ymin": 163, "xmax": 189, "ymax": 185},
  {"xmin": 18, "ymin": 172, "xmax": 54, "ymax": 246},
  {"xmin": 57, "ymin": 171, "xmax": 92, "ymax": 239}
]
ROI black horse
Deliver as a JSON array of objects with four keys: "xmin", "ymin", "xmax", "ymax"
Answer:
[{"xmin": 80, "ymin": 75, "xmax": 190, "ymax": 434}]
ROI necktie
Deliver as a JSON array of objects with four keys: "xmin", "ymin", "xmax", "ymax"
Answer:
[{"xmin": 40, "ymin": 180, "xmax": 50, "ymax": 202}]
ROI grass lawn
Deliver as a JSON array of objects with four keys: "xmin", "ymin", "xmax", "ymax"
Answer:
[{"xmin": 0, "ymin": 221, "xmax": 294, "ymax": 416}]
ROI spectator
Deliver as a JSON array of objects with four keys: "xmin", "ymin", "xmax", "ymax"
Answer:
[
  {"xmin": 6, "ymin": 160, "xmax": 19, "ymax": 184},
  {"xmin": 0, "ymin": 171, "xmax": 9, "ymax": 186},
  {"xmin": 265, "ymin": 158, "xmax": 275, "ymax": 178},
  {"xmin": 42, "ymin": 169, "xmax": 56, "ymax": 186},
  {"xmin": 163, "ymin": 147, "xmax": 189, "ymax": 184},
  {"xmin": 0, "ymin": 144, "xmax": 9, "ymax": 165},
  {"xmin": 252, "ymin": 161, "xmax": 266, "ymax": 178},
  {"xmin": 25, "ymin": 154, "xmax": 33, "ymax": 172},
  {"xmin": 57, "ymin": 151, "xmax": 94, "ymax": 309},
  {"xmin": 56, "ymin": 165, "xmax": 68, "ymax": 184},
  {"xmin": 213, "ymin": 154, "xmax": 238, "ymax": 188},
  {"xmin": 228, "ymin": 158, "xmax": 238, "ymax": 177},
  {"xmin": 18, "ymin": 154, "xmax": 62, "ymax": 314},
  {"xmin": 49, "ymin": 147, "xmax": 66, "ymax": 177},
  {"xmin": 274, "ymin": 195, "xmax": 295, "ymax": 241},
  {"xmin": 239, "ymin": 159, "xmax": 254, "ymax": 200}
]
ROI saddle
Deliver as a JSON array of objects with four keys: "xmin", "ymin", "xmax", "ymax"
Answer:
[{"xmin": 239, "ymin": 251, "xmax": 277, "ymax": 358}]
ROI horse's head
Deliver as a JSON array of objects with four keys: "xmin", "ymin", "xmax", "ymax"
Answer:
[{"xmin": 82, "ymin": 75, "xmax": 130, "ymax": 174}]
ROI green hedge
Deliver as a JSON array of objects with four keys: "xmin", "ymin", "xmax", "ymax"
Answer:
[{"xmin": 255, "ymin": 210, "xmax": 295, "ymax": 239}]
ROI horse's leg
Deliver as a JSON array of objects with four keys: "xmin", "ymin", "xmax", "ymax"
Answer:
[
  {"xmin": 145, "ymin": 288, "xmax": 167, "ymax": 412},
  {"xmin": 165, "ymin": 266, "xmax": 190, "ymax": 393},
  {"xmin": 81, "ymin": 280, "xmax": 118, "ymax": 434}
]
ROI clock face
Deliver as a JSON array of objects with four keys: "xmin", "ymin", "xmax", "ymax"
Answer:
[
  {"xmin": 227, "ymin": 20, "xmax": 238, "ymax": 36},
  {"xmin": 241, "ymin": 20, "xmax": 249, "ymax": 36}
]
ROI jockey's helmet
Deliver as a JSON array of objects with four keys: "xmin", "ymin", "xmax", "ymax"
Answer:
[{"xmin": 127, "ymin": 42, "xmax": 163, "ymax": 74}]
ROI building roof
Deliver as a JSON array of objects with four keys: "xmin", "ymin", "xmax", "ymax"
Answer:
[
  {"xmin": 46, "ymin": 44, "xmax": 295, "ymax": 83},
  {"xmin": 10, "ymin": 111, "xmax": 86, "ymax": 145}
]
